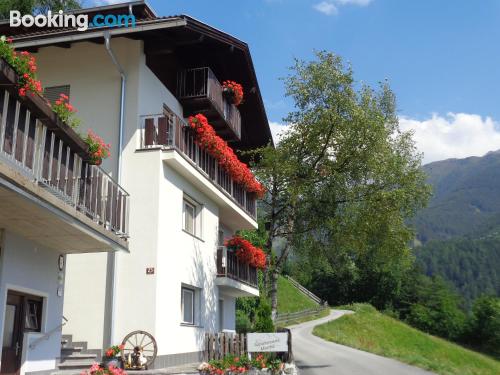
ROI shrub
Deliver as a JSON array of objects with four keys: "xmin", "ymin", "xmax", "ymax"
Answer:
[
  {"xmin": 462, "ymin": 296, "xmax": 500, "ymax": 357},
  {"xmin": 236, "ymin": 310, "xmax": 252, "ymax": 334},
  {"xmin": 253, "ymin": 299, "xmax": 274, "ymax": 333}
]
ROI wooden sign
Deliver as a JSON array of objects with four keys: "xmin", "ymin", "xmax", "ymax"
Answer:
[{"xmin": 247, "ymin": 333, "xmax": 288, "ymax": 352}]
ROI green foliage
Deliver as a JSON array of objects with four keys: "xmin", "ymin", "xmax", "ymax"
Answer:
[
  {"xmin": 462, "ymin": 296, "xmax": 500, "ymax": 357},
  {"xmin": 402, "ymin": 275, "xmax": 466, "ymax": 341},
  {"xmin": 253, "ymin": 299, "xmax": 275, "ymax": 333},
  {"xmin": 0, "ymin": 0, "xmax": 82, "ymax": 18},
  {"xmin": 314, "ymin": 304, "xmax": 500, "ymax": 375},
  {"xmin": 235, "ymin": 310, "xmax": 252, "ymax": 334}
]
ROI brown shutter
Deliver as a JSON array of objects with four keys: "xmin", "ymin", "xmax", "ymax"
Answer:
[
  {"xmin": 157, "ymin": 116, "xmax": 168, "ymax": 145},
  {"xmin": 144, "ymin": 118, "xmax": 156, "ymax": 146}
]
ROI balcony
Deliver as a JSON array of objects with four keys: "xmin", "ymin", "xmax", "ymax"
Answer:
[
  {"xmin": 0, "ymin": 59, "xmax": 129, "ymax": 253},
  {"xmin": 216, "ymin": 246, "xmax": 259, "ymax": 297},
  {"xmin": 140, "ymin": 112, "xmax": 257, "ymax": 222},
  {"xmin": 177, "ymin": 67, "xmax": 241, "ymax": 141}
]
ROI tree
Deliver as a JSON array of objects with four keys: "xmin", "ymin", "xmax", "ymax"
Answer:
[
  {"xmin": 403, "ymin": 275, "xmax": 466, "ymax": 340},
  {"xmin": 462, "ymin": 296, "xmax": 500, "ymax": 356},
  {"xmin": 0, "ymin": 0, "xmax": 81, "ymax": 19},
  {"xmin": 253, "ymin": 51, "xmax": 430, "ymax": 319}
]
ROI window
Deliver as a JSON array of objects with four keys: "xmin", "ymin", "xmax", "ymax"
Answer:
[
  {"xmin": 44, "ymin": 85, "xmax": 70, "ymax": 105},
  {"xmin": 183, "ymin": 197, "xmax": 203, "ymax": 238},
  {"xmin": 218, "ymin": 299, "xmax": 224, "ymax": 331},
  {"xmin": 24, "ymin": 299, "xmax": 42, "ymax": 331},
  {"xmin": 183, "ymin": 200, "xmax": 196, "ymax": 235},
  {"xmin": 181, "ymin": 287, "xmax": 195, "ymax": 325}
]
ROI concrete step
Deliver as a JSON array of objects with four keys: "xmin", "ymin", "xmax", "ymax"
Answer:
[
  {"xmin": 60, "ymin": 353, "xmax": 97, "ymax": 361},
  {"xmin": 58, "ymin": 361, "xmax": 96, "ymax": 370},
  {"xmin": 61, "ymin": 347, "xmax": 83, "ymax": 355}
]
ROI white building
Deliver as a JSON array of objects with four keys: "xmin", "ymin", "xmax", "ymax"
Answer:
[
  {"xmin": 2, "ymin": 1, "xmax": 272, "ymax": 371},
  {"xmin": 0, "ymin": 42, "xmax": 130, "ymax": 375}
]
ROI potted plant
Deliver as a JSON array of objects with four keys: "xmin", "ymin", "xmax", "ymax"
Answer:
[
  {"xmin": 51, "ymin": 93, "xmax": 81, "ymax": 129},
  {"xmin": 102, "ymin": 344, "xmax": 125, "ymax": 369},
  {"xmin": 222, "ymin": 80, "xmax": 244, "ymax": 106},
  {"xmin": 85, "ymin": 129, "xmax": 111, "ymax": 166}
]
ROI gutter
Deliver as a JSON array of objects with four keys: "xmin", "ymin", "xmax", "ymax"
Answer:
[
  {"xmin": 103, "ymin": 30, "xmax": 125, "ymax": 347},
  {"xmin": 12, "ymin": 18, "xmax": 187, "ymax": 49}
]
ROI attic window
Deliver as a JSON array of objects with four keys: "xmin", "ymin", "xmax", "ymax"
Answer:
[{"xmin": 44, "ymin": 85, "xmax": 70, "ymax": 105}]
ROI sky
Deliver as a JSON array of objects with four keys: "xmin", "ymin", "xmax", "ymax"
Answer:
[{"xmin": 90, "ymin": 0, "xmax": 500, "ymax": 164}]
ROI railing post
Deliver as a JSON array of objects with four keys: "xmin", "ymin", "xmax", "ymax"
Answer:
[
  {"xmin": 223, "ymin": 246, "xmax": 227, "ymax": 277},
  {"xmin": 11, "ymin": 101, "xmax": 20, "ymax": 159},
  {"xmin": 0, "ymin": 91, "xmax": 9, "ymax": 152},
  {"xmin": 33, "ymin": 121, "xmax": 46, "ymax": 182},
  {"xmin": 73, "ymin": 155, "xmax": 81, "ymax": 207}
]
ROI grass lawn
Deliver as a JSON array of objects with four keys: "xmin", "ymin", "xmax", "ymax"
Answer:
[
  {"xmin": 277, "ymin": 276, "xmax": 318, "ymax": 313},
  {"xmin": 313, "ymin": 304, "xmax": 500, "ymax": 375}
]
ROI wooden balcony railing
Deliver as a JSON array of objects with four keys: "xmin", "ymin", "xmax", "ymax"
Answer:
[
  {"xmin": 177, "ymin": 67, "xmax": 242, "ymax": 141},
  {"xmin": 216, "ymin": 246, "xmax": 258, "ymax": 288},
  {"xmin": 140, "ymin": 112, "xmax": 257, "ymax": 219},
  {"xmin": 0, "ymin": 59, "xmax": 130, "ymax": 239}
]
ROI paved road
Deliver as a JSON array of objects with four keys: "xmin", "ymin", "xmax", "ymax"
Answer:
[{"xmin": 290, "ymin": 310, "xmax": 435, "ymax": 375}]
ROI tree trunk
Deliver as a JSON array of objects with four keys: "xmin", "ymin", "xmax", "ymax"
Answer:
[{"xmin": 270, "ymin": 268, "xmax": 279, "ymax": 321}]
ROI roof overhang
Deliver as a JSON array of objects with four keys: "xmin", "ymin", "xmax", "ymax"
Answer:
[{"xmin": 1, "ymin": 1, "xmax": 273, "ymax": 151}]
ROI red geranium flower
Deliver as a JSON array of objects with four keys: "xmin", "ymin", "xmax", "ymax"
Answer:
[{"xmin": 188, "ymin": 114, "xmax": 265, "ymax": 197}]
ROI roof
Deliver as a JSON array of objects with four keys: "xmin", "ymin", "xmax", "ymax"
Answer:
[{"xmin": 0, "ymin": 1, "xmax": 273, "ymax": 150}]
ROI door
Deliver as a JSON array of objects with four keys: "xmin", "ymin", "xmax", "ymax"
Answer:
[{"xmin": 1, "ymin": 293, "xmax": 23, "ymax": 375}]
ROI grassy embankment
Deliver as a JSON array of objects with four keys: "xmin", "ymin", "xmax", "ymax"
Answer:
[
  {"xmin": 276, "ymin": 276, "xmax": 329, "ymax": 326},
  {"xmin": 313, "ymin": 304, "xmax": 500, "ymax": 375}
]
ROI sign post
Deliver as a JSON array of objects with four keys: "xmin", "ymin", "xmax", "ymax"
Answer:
[{"xmin": 247, "ymin": 333, "xmax": 289, "ymax": 353}]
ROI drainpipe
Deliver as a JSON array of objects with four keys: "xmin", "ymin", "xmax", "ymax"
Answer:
[{"xmin": 104, "ymin": 31, "xmax": 126, "ymax": 347}]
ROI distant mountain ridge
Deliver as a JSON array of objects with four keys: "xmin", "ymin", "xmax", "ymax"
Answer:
[
  {"xmin": 414, "ymin": 150, "xmax": 500, "ymax": 306},
  {"xmin": 415, "ymin": 150, "xmax": 500, "ymax": 242}
]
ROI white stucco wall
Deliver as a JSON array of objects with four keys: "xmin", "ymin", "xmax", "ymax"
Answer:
[
  {"xmin": 0, "ymin": 231, "xmax": 65, "ymax": 375},
  {"xmin": 34, "ymin": 38, "xmax": 143, "ymax": 350},
  {"xmin": 31, "ymin": 37, "xmax": 250, "ymax": 358}
]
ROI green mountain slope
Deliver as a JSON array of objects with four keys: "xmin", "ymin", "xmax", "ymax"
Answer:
[
  {"xmin": 413, "ymin": 151, "xmax": 500, "ymax": 304},
  {"xmin": 415, "ymin": 150, "xmax": 500, "ymax": 243},
  {"xmin": 415, "ymin": 231, "xmax": 500, "ymax": 307}
]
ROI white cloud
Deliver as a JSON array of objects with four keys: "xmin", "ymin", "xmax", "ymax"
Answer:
[
  {"xmin": 313, "ymin": 0, "xmax": 373, "ymax": 15},
  {"xmin": 269, "ymin": 121, "xmax": 291, "ymax": 144},
  {"xmin": 336, "ymin": 0, "xmax": 373, "ymax": 5},
  {"xmin": 313, "ymin": 1, "xmax": 338, "ymax": 15},
  {"xmin": 400, "ymin": 113, "xmax": 500, "ymax": 164},
  {"xmin": 90, "ymin": 0, "xmax": 128, "ymax": 5}
]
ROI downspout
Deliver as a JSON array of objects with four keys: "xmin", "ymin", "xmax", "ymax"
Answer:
[{"xmin": 104, "ymin": 31, "xmax": 126, "ymax": 347}]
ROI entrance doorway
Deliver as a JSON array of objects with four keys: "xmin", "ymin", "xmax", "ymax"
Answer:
[{"xmin": 1, "ymin": 291, "xmax": 43, "ymax": 375}]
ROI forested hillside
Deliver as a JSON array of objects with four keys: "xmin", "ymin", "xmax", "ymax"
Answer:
[
  {"xmin": 414, "ymin": 150, "xmax": 500, "ymax": 242},
  {"xmin": 415, "ymin": 229, "xmax": 500, "ymax": 308},
  {"xmin": 414, "ymin": 150, "xmax": 500, "ymax": 306}
]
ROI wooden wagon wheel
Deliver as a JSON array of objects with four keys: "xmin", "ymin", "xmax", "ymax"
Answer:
[{"xmin": 121, "ymin": 330, "xmax": 158, "ymax": 369}]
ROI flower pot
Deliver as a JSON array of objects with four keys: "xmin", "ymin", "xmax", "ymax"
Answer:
[
  {"xmin": 222, "ymin": 87, "xmax": 237, "ymax": 104},
  {"xmin": 102, "ymin": 357, "xmax": 124, "ymax": 369},
  {"xmin": 86, "ymin": 157, "xmax": 102, "ymax": 166}
]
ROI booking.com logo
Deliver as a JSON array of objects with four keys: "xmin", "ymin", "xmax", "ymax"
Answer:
[{"xmin": 9, "ymin": 10, "xmax": 136, "ymax": 31}]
